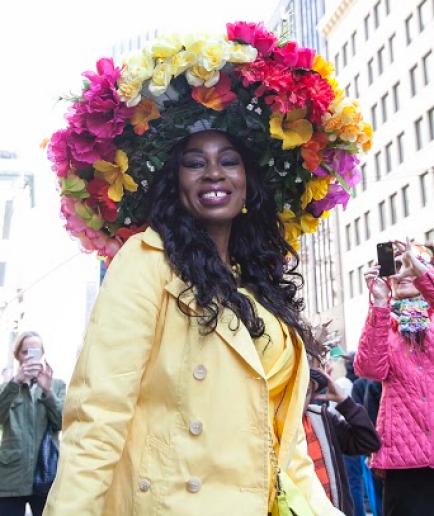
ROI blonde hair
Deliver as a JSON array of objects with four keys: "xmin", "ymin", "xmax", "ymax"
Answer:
[{"xmin": 13, "ymin": 331, "xmax": 44, "ymax": 360}]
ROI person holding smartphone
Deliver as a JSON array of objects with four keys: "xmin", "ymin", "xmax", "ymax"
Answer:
[
  {"xmin": 0, "ymin": 331, "xmax": 65, "ymax": 516},
  {"xmin": 354, "ymin": 240, "xmax": 434, "ymax": 516}
]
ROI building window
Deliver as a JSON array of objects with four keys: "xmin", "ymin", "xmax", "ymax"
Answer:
[
  {"xmin": 2, "ymin": 200, "xmax": 13, "ymax": 240},
  {"xmin": 392, "ymin": 81, "xmax": 400, "ymax": 112},
  {"xmin": 375, "ymin": 151, "xmax": 382, "ymax": 180},
  {"xmin": 410, "ymin": 64, "xmax": 418, "ymax": 96},
  {"xmin": 345, "ymin": 223, "xmax": 351, "ymax": 250},
  {"xmin": 420, "ymin": 171, "xmax": 428, "ymax": 206},
  {"xmin": 418, "ymin": 0, "xmax": 428, "ymax": 31},
  {"xmin": 414, "ymin": 117, "xmax": 423, "ymax": 150},
  {"xmin": 354, "ymin": 217, "xmax": 361, "ymax": 246},
  {"xmin": 351, "ymin": 31, "xmax": 357, "ymax": 55},
  {"xmin": 377, "ymin": 46, "xmax": 385, "ymax": 74},
  {"xmin": 334, "ymin": 53, "xmax": 340, "ymax": 75},
  {"xmin": 384, "ymin": 0, "xmax": 390, "ymax": 15},
  {"xmin": 381, "ymin": 92, "xmax": 389, "ymax": 123},
  {"xmin": 364, "ymin": 210, "xmax": 371, "ymax": 240},
  {"xmin": 425, "ymin": 228, "xmax": 434, "ymax": 243},
  {"xmin": 361, "ymin": 163, "xmax": 367, "ymax": 190},
  {"xmin": 397, "ymin": 131, "xmax": 405, "ymax": 163},
  {"xmin": 389, "ymin": 193, "xmax": 397, "ymax": 224},
  {"xmin": 423, "ymin": 51, "xmax": 432, "ymax": 85},
  {"xmin": 388, "ymin": 33, "xmax": 396, "ymax": 63},
  {"xmin": 358, "ymin": 265, "xmax": 364, "ymax": 294},
  {"xmin": 428, "ymin": 107, "xmax": 434, "ymax": 140},
  {"xmin": 342, "ymin": 42, "xmax": 348, "ymax": 67},
  {"xmin": 354, "ymin": 73, "xmax": 360, "ymax": 97},
  {"xmin": 371, "ymin": 103, "xmax": 378, "ymax": 130},
  {"xmin": 368, "ymin": 58, "xmax": 374, "ymax": 85},
  {"xmin": 349, "ymin": 270, "xmax": 355, "ymax": 298},
  {"xmin": 402, "ymin": 184, "xmax": 410, "ymax": 217},
  {"xmin": 385, "ymin": 141, "xmax": 393, "ymax": 172},
  {"xmin": 378, "ymin": 200, "xmax": 386, "ymax": 230},
  {"xmin": 364, "ymin": 14, "xmax": 370, "ymax": 40},
  {"xmin": 374, "ymin": 1, "xmax": 381, "ymax": 27},
  {"xmin": 345, "ymin": 83, "xmax": 351, "ymax": 97},
  {"xmin": 405, "ymin": 14, "xmax": 414, "ymax": 44},
  {"xmin": 0, "ymin": 262, "xmax": 5, "ymax": 287}
]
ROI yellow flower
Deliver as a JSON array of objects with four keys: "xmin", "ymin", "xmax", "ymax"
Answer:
[
  {"xmin": 171, "ymin": 50, "xmax": 197, "ymax": 77},
  {"xmin": 269, "ymin": 108, "xmax": 313, "ymax": 150},
  {"xmin": 301, "ymin": 177, "xmax": 331, "ymax": 209},
  {"xmin": 93, "ymin": 150, "xmax": 138, "ymax": 202},
  {"xmin": 279, "ymin": 207, "xmax": 297, "ymax": 223},
  {"xmin": 300, "ymin": 213, "xmax": 320, "ymax": 234},
  {"xmin": 185, "ymin": 66, "xmax": 220, "ymax": 87},
  {"xmin": 151, "ymin": 35, "xmax": 183, "ymax": 59},
  {"xmin": 312, "ymin": 54, "xmax": 334, "ymax": 79},
  {"xmin": 148, "ymin": 61, "xmax": 174, "ymax": 96},
  {"xmin": 118, "ymin": 50, "xmax": 155, "ymax": 107},
  {"xmin": 283, "ymin": 222, "xmax": 302, "ymax": 251},
  {"xmin": 198, "ymin": 41, "xmax": 229, "ymax": 71},
  {"xmin": 227, "ymin": 42, "xmax": 258, "ymax": 63}
]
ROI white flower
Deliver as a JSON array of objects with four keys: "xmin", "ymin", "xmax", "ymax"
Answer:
[
  {"xmin": 254, "ymin": 107, "xmax": 262, "ymax": 115},
  {"xmin": 294, "ymin": 177, "xmax": 303, "ymax": 183},
  {"xmin": 277, "ymin": 170, "xmax": 288, "ymax": 177},
  {"xmin": 246, "ymin": 104, "xmax": 254, "ymax": 111},
  {"xmin": 284, "ymin": 161, "xmax": 290, "ymax": 170},
  {"xmin": 124, "ymin": 217, "xmax": 132, "ymax": 225},
  {"xmin": 145, "ymin": 161, "xmax": 155, "ymax": 172},
  {"xmin": 283, "ymin": 203, "xmax": 292, "ymax": 211},
  {"xmin": 268, "ymin": 158, "xmax": 275, "ymax": 167},
  {"xmin": 251, "ymin": 97, "xmax": 258, "ymax": 104},
  {"xmin": 141, "ymin": 179, "xmax": 149, "ymax": 191}
]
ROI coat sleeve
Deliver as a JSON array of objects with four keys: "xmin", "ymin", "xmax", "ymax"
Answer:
[
  {"xmin": 354, "ymin": 306, "xmax": 391, "ymax": 381},
  {"xmin": 332, "ymin": 397, "xmax": 381, "ymax": 455},
  {"xmin": 43, "ymin": 236, "xmax": 168, "ymax": 516},
  {"xmin": 0, "ymin": 381, "xmax": 20, "ymax": 423},
  {"xmin": 40, "ymin": 380, "xmax": 66, "ymax": 432},
  {"xmin": 286, "ymin": 425, "xmax": 344, "ymax": 516},
  {"xmin": 413, "ymin": 268, "xmax": 434, "ymax": 309}
]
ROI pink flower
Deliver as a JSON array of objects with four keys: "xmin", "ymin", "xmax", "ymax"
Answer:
[
  {"xmin": 273, "ymin": 42, "xmax": 299, "ymax": 67},
  {"xmin": 47, "ymin": 129, "xmax": 72, "ymax": 177},
  {"xmin": 308, "ymin": 183, "xmax": 351, "ymax": 217},
  {"xmin": 227, "ymin": 21, "xmax": 277, "ymax": 56},
  {"xmin": 67, "ymin": 132, "xmax": 116, "ymax": 167},
  {"xmin": 296, "ymin": 47, "xmax": 316, "ymax": 69}
]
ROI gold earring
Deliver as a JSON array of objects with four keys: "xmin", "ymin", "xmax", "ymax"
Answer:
[{"xmin": 241, "ymin": 204, "xmax": 248, "ymax": 214}]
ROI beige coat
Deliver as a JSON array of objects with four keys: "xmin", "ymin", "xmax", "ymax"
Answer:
[{"xmin": 44, "ymin": 228, "xmax": 341, "ymax": 516}]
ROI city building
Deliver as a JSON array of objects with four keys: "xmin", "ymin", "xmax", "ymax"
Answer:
[
  {"xmin": 269, "ymin": 1, "xmax": 347, "ymax": 344},
  {"xmin": 318, "ymin": 0, "xmax": 434, "ymax": 348}
]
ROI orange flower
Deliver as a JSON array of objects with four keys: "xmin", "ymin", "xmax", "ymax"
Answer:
[
  {"xmin": 130, "ymin": 98, "xmax": 160, "ymax": 135},
  {"xmin": 191, "ymin": 74, "xmax": 236, "ymax": 112},
  {"xmin": 301, "ymin": 132, "xmax": 329, "ymax": 171}
]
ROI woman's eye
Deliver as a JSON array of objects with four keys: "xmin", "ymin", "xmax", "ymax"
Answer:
[
  {"xmin": 182, "ymin": 160, "xmax": 206, "ymax": 169},
  {"xmin": 221, "ymin": 159, "xmax": 241, "ymax": 167}
]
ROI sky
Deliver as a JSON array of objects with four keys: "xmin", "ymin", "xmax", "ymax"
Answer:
[{"xmin": 0, "ymin": 0, "xmax": 281, "ymax": 157}]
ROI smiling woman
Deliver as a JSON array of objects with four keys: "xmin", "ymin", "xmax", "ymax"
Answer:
[{"xmin": 42, "ymin": 21, "xmax": 372, "ymax": 516}]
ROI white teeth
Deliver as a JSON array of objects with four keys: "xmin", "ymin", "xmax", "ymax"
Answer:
[{"xmin": 201, "ymin": 191, "xmax": 228, "ymax": 199}]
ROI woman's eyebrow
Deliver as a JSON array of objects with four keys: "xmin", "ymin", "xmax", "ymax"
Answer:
[{"xmin": 182, "ymin": 146, "xmax": 237, "ymax": 155}]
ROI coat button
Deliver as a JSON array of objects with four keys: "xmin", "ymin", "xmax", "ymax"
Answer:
[
  {"xmin": 193, "ymin": 365, "xmax": 207, "ymax": 381},
  {"xmin": 139, "ymin": 478, "xmax": 151, "ymax": 492},
  {"xmin": 186, "ymin": 477, "xmax": 202, "ymax": 493},
  {"xmin": 189, "ymin": 420, "xmax": 203, "ymax": 436}
]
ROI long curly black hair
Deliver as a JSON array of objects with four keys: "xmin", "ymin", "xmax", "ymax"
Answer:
[{"xmin": 147, "ymin": 132, "xmax": 316, "ymax": 356}]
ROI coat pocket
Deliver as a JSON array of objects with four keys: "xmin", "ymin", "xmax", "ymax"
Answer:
[
  {"xmin": 0, "ymin": 448, "xmax": 20, "ymax": 465},
  {"xmin": 0, "ymin": 448, "xmax": 23, "ymax": 494}
]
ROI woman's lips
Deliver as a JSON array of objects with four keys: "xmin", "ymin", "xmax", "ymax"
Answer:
[{"xmin": 198, "ymin": 190, "xmax": 231, "ymax": 207}]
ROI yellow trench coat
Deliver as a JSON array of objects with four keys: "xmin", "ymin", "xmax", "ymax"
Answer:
[{"xmin": 43, "ymin": 228, "xmax": 341, "ymax": 516}]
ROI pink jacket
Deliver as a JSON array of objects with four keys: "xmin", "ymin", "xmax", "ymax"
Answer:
[{"xmin": 354, "ymin": 269, "xmax": 434, "ymax": 469}]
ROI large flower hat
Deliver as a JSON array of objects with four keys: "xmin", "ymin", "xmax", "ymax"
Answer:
[{"xmin": 48, "ymin": 21, "xmax": 373, "ymax": 260}]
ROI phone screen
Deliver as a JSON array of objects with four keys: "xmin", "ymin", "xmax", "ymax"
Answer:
[
  {"xmin": 377, "ymin": 242, "xmax": 396, "ymax": 276},
  {"xmin": 27, "ymin": 348, "xmax": 43, "ymax": 361}
]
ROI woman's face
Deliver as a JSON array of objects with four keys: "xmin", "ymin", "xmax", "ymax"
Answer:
[
  {"xmin": 391, "ymin": 259, "xmax": 420, "ymax": 300},
  {"xmin": 17, "ymin": 336, "xmax": 43, "ymax": 365},
  {"xmin": 178, "ymin": 131, "xmax": 246, "ymax": 228}
]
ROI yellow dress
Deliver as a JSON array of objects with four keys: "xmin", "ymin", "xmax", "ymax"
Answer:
[{"xmin": 238, "ymin": 289, "xmax": 295, "ymax": 509}]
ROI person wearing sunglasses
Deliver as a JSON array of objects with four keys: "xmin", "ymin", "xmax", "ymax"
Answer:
[{"xmin": 354, "ymin": 240, "xmax": 434, "ymax": 516}]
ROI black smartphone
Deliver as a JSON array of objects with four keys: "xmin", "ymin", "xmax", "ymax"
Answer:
[{"xmin": 377, "ymin": 242, "xmax": 396, "ymax": 276}]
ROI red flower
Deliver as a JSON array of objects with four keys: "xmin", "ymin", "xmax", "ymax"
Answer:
[
  {"xmin": 226, "ymin": 21, "xmax": 277, "ymax": 56},
  {"xmin": 191, "ymin": 74, "xmax": 236, "ymax": 111},
  {"xmin": 116, "ymin": 225, "xmax": 147, "ymax": 243},
  {"xmin": 301, "ymin": 132, "xmax": 329, "ymax": 171},
  {"xmin": 87, "ymin": 178, "xmax": 118, "ymax": 222},
  {"xmin": 296, "ymin": 47, "xmax": 316, "ymax": 68},
  {"xmin": 273, "ymin": 42, "xmax": 299, "ymax": 67}
]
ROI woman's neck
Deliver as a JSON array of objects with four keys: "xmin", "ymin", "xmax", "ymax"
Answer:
[{"xmin": 205, "ymin": 222, "xmax": 232, "ymax": 267}]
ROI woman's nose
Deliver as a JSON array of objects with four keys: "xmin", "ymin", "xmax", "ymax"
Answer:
[{"xmin": 203, "ymin": 162, "xmax": 224, "ymax": 180}]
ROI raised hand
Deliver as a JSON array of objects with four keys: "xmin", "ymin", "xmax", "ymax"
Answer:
[
  {"xmin": 313, "ymin": 371, "xmax": 347, "ymax": 404},
  {"xmin": 392, "ymin": 238, "xmax": 429, "ymax": 280},
  {"xmin": 36, "ymin": 361, "xmax": 54, "ymax": 393},
  {"xmin": 364, "ymin": 263, "xmax": 390, "ymax": 306},
  {"xmin": 13, "ymin": 359, "xmax": 43, "ymax": 384}
]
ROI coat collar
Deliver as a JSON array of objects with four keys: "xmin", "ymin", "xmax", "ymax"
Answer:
[{"xmin": 141, "ymin": 227, "xmax": 266, "ymax": 379}]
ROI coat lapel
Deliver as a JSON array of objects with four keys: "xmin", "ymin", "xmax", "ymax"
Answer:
[{"xmin": 164, "ymin": 276, "xmax": 266, "ymax": 379}]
